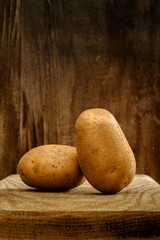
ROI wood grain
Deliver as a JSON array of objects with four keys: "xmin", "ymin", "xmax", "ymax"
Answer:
[
  {"xmin": 0, "ymin": 174, "xmax": 160, "ymax": 211},
  {"xmin": 0, "ymin": 174, "xmax": 160, "ymax": 239},
  {"xmin": 0, "ymin": 0, "xmax": 160, "ymax": 183},
  {"xmin": 0, "ymin": 0, "xmax": 21, "ymax": 178}
]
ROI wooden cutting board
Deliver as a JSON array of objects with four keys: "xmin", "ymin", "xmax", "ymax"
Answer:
[{"xmin": 0, "ymin": 174, "xmax": 160, "ymax": 239}]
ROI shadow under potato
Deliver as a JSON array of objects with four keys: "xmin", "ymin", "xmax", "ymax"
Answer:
[{"xmin": 18, "ymin": 187, "xmax": 120, "ymax": 195}]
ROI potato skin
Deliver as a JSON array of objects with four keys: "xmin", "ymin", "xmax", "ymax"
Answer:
[
  {"xmin": 75, "ymin": 108, "xmax": 136, "ymax": 194},
  {"xmin": 18, "ymin": 145, "xmax": 85, "ymax": 190}
]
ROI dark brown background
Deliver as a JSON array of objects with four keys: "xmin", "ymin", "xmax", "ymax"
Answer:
[{"xmin": 0, "ymin": 0, "xmax": 160, "ymax": 183}]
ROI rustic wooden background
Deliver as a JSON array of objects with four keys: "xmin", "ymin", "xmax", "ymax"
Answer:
[{"xmin": 0, "ymin": 0, "xmax": 160, "ymax": 183}]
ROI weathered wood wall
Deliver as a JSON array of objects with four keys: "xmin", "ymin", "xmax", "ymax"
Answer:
[{"xmin": 0, "ymin": 0, "xmax": 160, "ymax": 182}]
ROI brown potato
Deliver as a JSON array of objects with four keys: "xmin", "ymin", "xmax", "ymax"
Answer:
[
  {"xmin": 75, "ymin": 108, "xmax": 136, "ymax": 193},
  {"xmin": 18, "ymin": 145, "xmax": 85, "ymax": 191}
]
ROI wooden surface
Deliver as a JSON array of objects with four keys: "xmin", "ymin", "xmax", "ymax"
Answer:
[
  {"xmin": 0, "ymin": 0, "xmax": 160, "ymax": 183},
  {"xmin": 0, "ymin": 174, "xmax": 160, "ymax": 239}
]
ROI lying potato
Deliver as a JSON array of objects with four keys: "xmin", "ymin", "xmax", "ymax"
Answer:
[
  {"xmin": 75, "ymin": 108, "xmax": 136, "ymax": 194},
  {"xmin": 18, "ymin": 145, "xmax": 85, "ymax": 191}
]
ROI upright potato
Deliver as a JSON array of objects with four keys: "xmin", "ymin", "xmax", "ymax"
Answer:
[
  {"xmin": 18, "ymin": 145, "xmax": 85, "ymax": 191},
  {"xmin": 75, "ymin": 108, "xmax": 136, "ymax": 193}
]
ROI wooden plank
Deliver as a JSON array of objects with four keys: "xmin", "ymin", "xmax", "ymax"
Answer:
[
  {"xmin": 0, "ymin": 211, "xmax": 160, "ymax": 240},
  {"xmin": 20, "ymin": 0, "xmax": 57, "ymax": 155},
  {"xmin": 0, "ymin": 174, "xmax": 160, "ymax": 211},
  {"xmin": 0, "ymin": 0, "xmax": 21, "ymax": 179},
  {"xmin": 0, "ymin": 174, "xmax": 160, "ymax": 239}
]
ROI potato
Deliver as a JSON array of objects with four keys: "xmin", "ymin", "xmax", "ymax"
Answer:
[
  {"xmin": 75, "ymin": 108, "xmax": 136, "ymax": 193},
  {"xmin": 18, "ymin": 145, "xmax": 85, "ymax": 191}
]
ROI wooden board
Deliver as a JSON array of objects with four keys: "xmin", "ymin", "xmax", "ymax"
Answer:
[
  {"xmin": 0, "ymin": 174, "xmax": 160, "ymax": 239},
  {"xmin": 0, "ymin": 0, "xmax": 21, "ymax": 179},
  {"xmin": 0, "ymin": 0, "xmax": 160, "ymax": 184}
]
